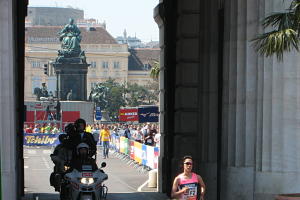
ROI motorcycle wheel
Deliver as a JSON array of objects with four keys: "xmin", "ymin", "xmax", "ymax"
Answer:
[{"xmin": 80, "ymin": 194, "xmax": 93, "ymax": 200}]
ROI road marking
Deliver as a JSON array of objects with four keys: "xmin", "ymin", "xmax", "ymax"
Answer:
[
  {"xmin": 137, "ymin": 180, "xmax": 149, "ymax": 192},
  {"xmin": 42, "ymin": 157, "xmax": 50, "ymax": 169}
]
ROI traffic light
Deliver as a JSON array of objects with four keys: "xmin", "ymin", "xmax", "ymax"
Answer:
[{"xmin": 43, "ymin": 64, "xmax": 48, "ymax": 75}]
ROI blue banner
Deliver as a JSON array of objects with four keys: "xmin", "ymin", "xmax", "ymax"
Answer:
[
  {"xmin": 138, "ymin": 106, "xmax": 159, "ymax": 123},
  {"xmin": 24, "ymin": 133, "xmax": 61, "ymax": 146},
  {"xmin": 95, "ymin": 106, "xmax": 102, "ymax": 120},
  {"xmin": 141, "ymin": 144, "xmax": 147, "ymax": 166}
]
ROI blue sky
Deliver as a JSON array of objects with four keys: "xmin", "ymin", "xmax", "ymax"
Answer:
[{"xmin": 28, "ymin": 0, "xmax": 159, "ymax": 42}]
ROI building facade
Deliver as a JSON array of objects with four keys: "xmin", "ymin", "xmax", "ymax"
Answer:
[{"xmin": 24, "ymin": 25, "xmax": 129, "ymax": 101}]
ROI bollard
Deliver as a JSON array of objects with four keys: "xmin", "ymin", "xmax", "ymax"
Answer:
[{"xmin": 148, "ymin": 169, "xmax": 158, "ymax": 188}]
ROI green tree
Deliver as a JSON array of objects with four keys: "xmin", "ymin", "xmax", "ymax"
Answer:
[
  {"xmin": 89, "ymin": 78, "xmax": 126, "ymax": 121},
  {"xmin": 252, "ymin": 0, "xmax": 300, "ymax": 60},
  {"xmin": 126, "ymin": 83, "xmax": 148, "ymax": 107}
]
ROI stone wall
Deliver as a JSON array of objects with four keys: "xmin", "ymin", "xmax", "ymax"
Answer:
[{"xmin": 0, "ymin": 0, "xmax": 17, "ymax": 199}]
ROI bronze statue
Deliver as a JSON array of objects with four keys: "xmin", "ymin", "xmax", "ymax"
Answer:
[{"xmin": 56, "ymin": 18, "xmax": 86, "ymax": 64}]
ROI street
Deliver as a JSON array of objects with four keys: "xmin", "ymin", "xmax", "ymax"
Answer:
[{"xmin": 24, "ymin": 146, "xmax": 168, "ymax": 200}]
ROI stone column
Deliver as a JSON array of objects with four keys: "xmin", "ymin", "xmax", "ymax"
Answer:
[
  {"xmin": 222, "ymin": 0, "xmax": 300, "ymax": 199},
  {"xmin": 0, "ymin": 0, "xmax": 17, "ymax": 199}
]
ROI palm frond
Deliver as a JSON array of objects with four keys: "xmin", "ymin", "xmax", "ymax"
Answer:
[
  {"xmin": 150, "ymin": 61, "xmax": 160, "ymax": 80},
  {"xmin": 262, "ymin": 11, "xmax": 296, "ymax": 30},
  {"xmin": 252, "ymin": 28, "xmax": 300, "ymax": 60}
]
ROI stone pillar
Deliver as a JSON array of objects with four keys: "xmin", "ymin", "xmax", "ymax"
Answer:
[
  {"xmin": 222, "ymin": 0, "xmax": 300, "ymax": 199},
  {"xmin": 53, "ymin": 63, "xmax": 89, "ymax": 101},
  {"xmin": 0, "ymin": 0, "xmax": 17, "ymax": 199}
]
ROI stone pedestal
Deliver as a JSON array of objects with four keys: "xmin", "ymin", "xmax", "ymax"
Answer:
[{"xmin": 53, "ymin": 63, "xmax": 90, "ymax": 101}]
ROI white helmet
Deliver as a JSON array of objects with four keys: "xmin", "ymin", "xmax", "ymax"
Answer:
[{"xmin": 76, "ymin": 143, "xmax": 90, "ymax": 156}]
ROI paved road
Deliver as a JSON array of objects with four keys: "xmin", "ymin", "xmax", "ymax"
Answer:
[{"xmin": 24, "ymin": 146, "xmax": 168, "ymax": 200}]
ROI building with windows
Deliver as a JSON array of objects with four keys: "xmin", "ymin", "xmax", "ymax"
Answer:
[
  {"xmin": 127, "ymin": 48, "xmax": 160, "ymax": 86},
  {"xmin": 25, "ymin": 25, "xmax": 129, "ymax": 101}
]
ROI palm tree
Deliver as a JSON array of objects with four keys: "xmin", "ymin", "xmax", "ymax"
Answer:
[{"xmin": 252, "ymin": 0, "xmax": 300, "ymax": 60}]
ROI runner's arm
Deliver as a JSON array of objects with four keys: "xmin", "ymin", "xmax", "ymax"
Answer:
[
  {"xmin": 197, "ymin": 175, "xmax": 206, "ymax": 196},
  {"xmin": 171, "ymin": 176, "xmax": 189, "ymax": 198}
]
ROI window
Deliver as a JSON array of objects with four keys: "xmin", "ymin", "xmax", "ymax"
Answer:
[
  {"xmin": 47, "ymin": 77, "xmax": 57, "ymax": 95},
  {"xmin": 31, "ymin": 77, "xmax": 41, "ymax": 94},
  {"xmin": 102, "ymin": 61, "xmax": 108, "ymax": 69},
  {"xmin": 91, "ymin": 82, "xmax": 97, "ymax": 89},
  {"xmin": 31, "ymin": 61, "xmax": 41, "ymax": 68},
  {"xmin": 90, "ymin": 61, "xmax": 97, "ymax": 68},
  {"xmin": 143, "ymin": 63, "xmax": 151, "ymax": 70},
  {"xmin": 113, "ymin": 61, "xmax": 120, "ymax": 69}
]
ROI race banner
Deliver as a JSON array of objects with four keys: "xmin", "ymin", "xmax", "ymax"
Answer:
[
  {"xmin": 138, "ymin": 106, "xmax": 159, "ymax": 123},
  {"xmin": 24, "ymin": 133, "xmax": 60, "ymax": 146},
  {"xmin": 119, "ymin": 108, "xmax": 139, "ymax": 122},
  {"xmin": 120, "ymin": 137, "xmax": 126, "ymax": 153},
  {"xmin": 134, "ymin": 141, "xmax": 142, "ymax": 164},
  {"xmin": 142, "ymin": 144, "xmax": 147, "ymax": 166},
  {"xmin": 154, "ymin": 147, "xmax": 159, "ymax": 169},
  {"xmin": 129, "ymin": 140, "xmax": 135, "ymax": 160},
  {"xmin": 146, "ymin": 145, "xmax": 154, "ymax": 168}
]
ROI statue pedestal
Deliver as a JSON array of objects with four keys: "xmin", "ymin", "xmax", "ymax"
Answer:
[{"xmin": 53, "ymin": 63, "xmax": 89, "ymax": 101}]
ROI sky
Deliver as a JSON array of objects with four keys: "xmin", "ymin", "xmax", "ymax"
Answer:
[{"xmin": 28, "ymin": 0, "xmax": 159, "ymax": 42}]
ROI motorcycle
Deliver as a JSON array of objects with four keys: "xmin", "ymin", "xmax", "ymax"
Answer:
[{"xmin": 60, "ymin": 162, "xmax": 108, "ymax": 200}]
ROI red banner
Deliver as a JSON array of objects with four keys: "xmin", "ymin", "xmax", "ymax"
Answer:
[{"xmin": 119, "ymin": 108, "xmax": 138, "ymax": 121}]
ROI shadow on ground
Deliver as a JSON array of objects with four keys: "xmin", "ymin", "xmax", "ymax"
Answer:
[{"xmin": 23, "ymin": 192, "xmax": 169, "ymax": 200}]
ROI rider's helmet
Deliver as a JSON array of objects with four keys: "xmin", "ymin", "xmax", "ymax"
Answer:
[
  {"xmin": 74, "ymin": 118, "xmax": 86, "ymax": 132},
  {"xmin": 76, "ymin": 143, "xmax": 90, "ymax": 159},
  {"xmin": 58, "ymin": 134, "xmax": 68, "ymax": 144},
  {"xmin": 64, "ymin": 123, "xmax": 76, "ymax": 136}
]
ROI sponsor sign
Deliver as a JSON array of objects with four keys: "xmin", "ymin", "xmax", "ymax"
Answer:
[
  {"xmin": 138, "ymin": 106, "xmax": 159, "ymax": 123},
  {"xmin": 134, "ymin": 142, "xmax": 143, "ymax": 164},
  {"xmin": 23, "ymin": 133, "xmax": 60, "ymax": 146},
  {"xmin": 95, "ymin": 106, "xmax": 102, "ymax": 120},
  {"xmin": 119, "ymin": 108, "xmax": 139, "ymax": 122},
  {"xmin": 142, "ymin": 145, "xmax": 147, "ymax": 166}
]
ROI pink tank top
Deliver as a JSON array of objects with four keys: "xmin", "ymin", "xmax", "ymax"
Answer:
[{"xmin": 178, "ymin": 173, "xmax": 199, "ymax": 200}]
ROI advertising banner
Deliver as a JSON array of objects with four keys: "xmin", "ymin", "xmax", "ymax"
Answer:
[
  {"xmin": 115, "ymin": 136, "xmax": 120, "ymax": 152},
  {"xmin": 120, "ymin": 137, "xmax": 125, "ymax": 153},
  {"xmin": 134, "ymin": 141, "xmax": 142, "ymax": 164},
  {"xmin": 138, "ymin": 106, "xmax": 159, "ymax": 123},
  {"xmin": 142, "ymin": 144, "xmax": 147, "ymax": 166},
  {"xmin": 129, "ymin": 140, "xmax": 135, "ymax": 160},
  {"xmin": 146, "ymin": 145, "xmax": 154, "ymax": 168},
  {"xmin": 24, "ymin": 133, "xmax": 60, "ymax": 146},
  {"xmin": 124, "ymin": 137, "xmax": 129, "ymax": 155},
  {"xmin": 154, "ymin": 147, "xmax": 159, "ymax": 169},
  {"xmin": 119, "ymin": 108, "xmax": 138, "ymax": 122}
]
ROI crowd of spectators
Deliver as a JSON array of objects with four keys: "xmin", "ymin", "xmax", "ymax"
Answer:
[
  {"xmin": 24, "ymin": 123, "xmax": 60, "ymax": 134},
  {"xmin": 24, "ymin": 122, "xmax": 161, "ymax": 147},
  {"xmin": 89, "ymin": 122, "xmax": 161, "ymax": 147}
]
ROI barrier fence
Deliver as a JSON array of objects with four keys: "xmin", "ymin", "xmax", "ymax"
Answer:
[{"xmin": 23, "ymin": 133, "xmax": 159, "ymax": 170}]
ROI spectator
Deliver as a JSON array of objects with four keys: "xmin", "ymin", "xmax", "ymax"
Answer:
[
  {"xmin": 135, "ymin": 127, "xmax": 143, "ymax": 143},
  {"xmin": 33, "ymin": 124, "xmax": 40, "ymax": 133},
  {"xmin": 123, "ymin": 124, "xmax": 131, "ymax": 139},
  {"xmin": 51, "ymin": 125, "xmax": 59, "ymax": 134},
  {"xmin": 154, "ymin": 131, "xmax": 161, "ymax": 148},
  {"xmin": 85, "ymin": 124, "xmax": 92, "ymax": 133},
  {"xmin": 144, "ymin": 132, "xmax": 155, "ymax": 146},
  {"xmin": 25, "ymin": 125, "xmax": 33, "ymax": 133},
  {"xmin": 100, "ymin": 125, "xmax": 111, "ymax": 159}
]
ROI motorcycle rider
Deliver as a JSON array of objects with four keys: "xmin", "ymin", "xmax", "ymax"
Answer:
[
  {"xmin": 71, "ymin": 118, "xmax": 97, "ymax": 158},
  {"xmin": 50, "ymin": 133, "xmax": 72, "ymax": 191},
  {"xmin": 70, "ymin": 143, "xmax": 98, "ymax": 171}
]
